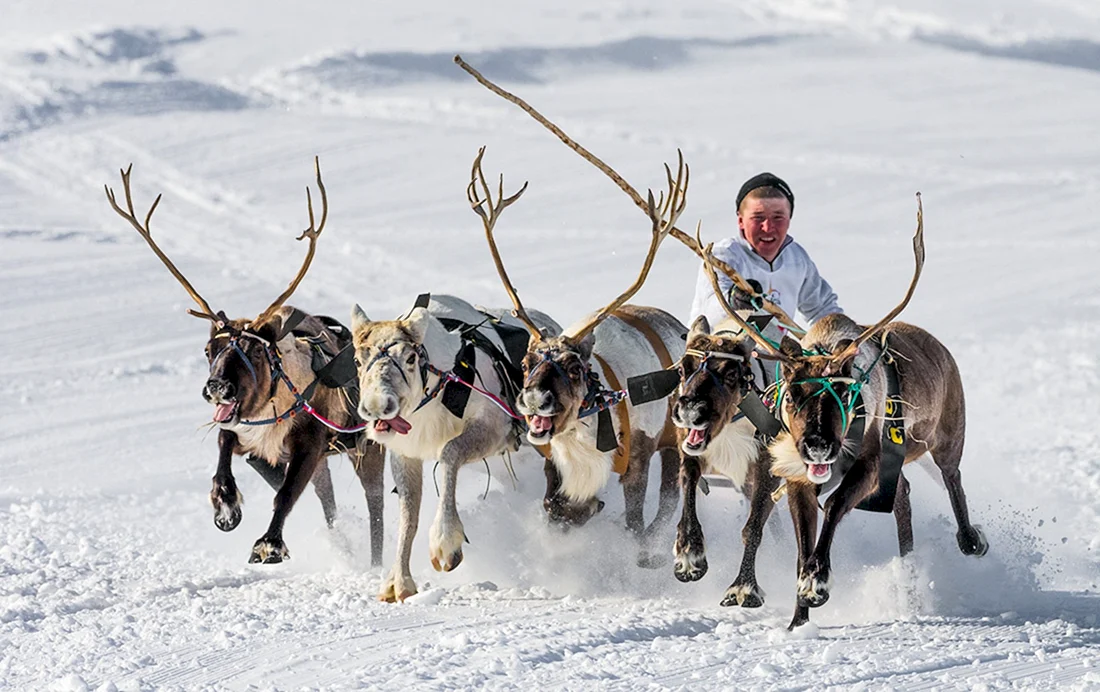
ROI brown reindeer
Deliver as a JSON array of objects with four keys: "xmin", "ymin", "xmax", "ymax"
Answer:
[
  {"xmin": 703, "ymin": 196, "xmax": 988, "ymax": 629},
  {"xmin": 103, "ymin": 160, "xmax": 385, "ymax": 566},
  {"xmin": 472, "ymin": 147, "xmax": 687, "ymax": 565},
  {"xmin": 670, "ymin": 313, "xmax": 782, "ymax": 608}
]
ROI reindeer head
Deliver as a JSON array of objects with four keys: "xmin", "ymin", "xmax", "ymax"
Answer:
[
  {"xmin": 466, "ymin": 146, "xmax": 687, "ymax": 446},
  {"xmin": 516, "ymin": 333, "xmax": 594, "ymax": 443},
  {"xmin": 348, "ymin": 305, "xmax": 435, "ymax": 438},
  {"xmin": 671, "ymin": 316, "xmax": 755, "ymax": 455},
  {"xmin": 104, "ymin": 159, "xmax": 329, "ymax": 428},
  {"xmin": 773, "ymin": 334, "xmax": 870, "ymax": 484},
  {"xmin": 699, "ymin": 195, "xmax": 925, "ymax": 485},
  {"xmin": 202, "ymin": 316, "xmax": 281, "ymax": 426}
]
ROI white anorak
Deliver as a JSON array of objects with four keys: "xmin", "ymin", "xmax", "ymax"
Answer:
[{"xmin": 689, "ymin": 234, "xmax": 842, "ymax": 329}]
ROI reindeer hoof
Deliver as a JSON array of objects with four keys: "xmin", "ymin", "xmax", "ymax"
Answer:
[
  {"xmin": 378, "ymin": 575, "xmax": 418, "ymax": 603},
  {"xmin": 430, "ymin": 549, "xmax": 464, "ymax": 573},
  {"xmin": 958, "ymin": 525, "xmax": 989, "ymax": 557},
  {"xmin": 721, "ymin": 581, "xmax": 766, "ymax": 608},
  {"xmin": 210, "ymin": 481, "xmax": 242, "ymax": 532},
  {"xmin": 796, "ymin": 571, "xmax": 830, "ymax": 608},
  {"xmin": 249, "ymin": 537, "xmax": 289, "ymax": 564},
  {"xmin": 673, "ymin": 551, "xmax": 708, "ymax": 583},
  {"xmin": 788, "ymin": 609, "xmax": 811, "ymax": 631}
]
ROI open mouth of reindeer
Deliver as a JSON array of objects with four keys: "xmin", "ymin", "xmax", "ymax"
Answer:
[
  {"xmin": 372, "ymin": 416, "xmax": 412, "ymax": 435},
  {"xmin": 804, "ymin": 456, "xmax": 835, "ymax": 483},
  {"xmin": 527, "ymin": 414, "xmax": 556, "ymax": 442},
  {"xmin": 683, "ymin": 426, "xmax": 711, "ymax": 454},
  {"xmin": 212, "ymin": 400, "xmax": 239, "ymax": 424}
]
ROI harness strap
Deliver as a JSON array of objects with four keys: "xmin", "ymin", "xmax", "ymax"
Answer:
[
  {"xmin": 614, "ymin": 311, "xmax": 674, "ymax": 369},
  {"xmin": 614, "ymin": 310, "xmax": 680, "ymax": 461},
  {"xmin": 592, "ymin": 353, "xmax": 631, "ymax": 475}
]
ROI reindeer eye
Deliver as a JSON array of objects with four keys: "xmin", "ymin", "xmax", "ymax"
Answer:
[
  {"xmin": 405, "ymin": 353, "xmax": 416, "ymax": 366},
  {"xmin": 567, "ymin": 363, "xmax": 584, "ymax": 380}
]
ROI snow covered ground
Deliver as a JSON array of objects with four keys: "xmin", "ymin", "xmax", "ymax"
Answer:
[{"xmin": 2, "ymin": 0, "xmax": 1100, "ymax": 689}]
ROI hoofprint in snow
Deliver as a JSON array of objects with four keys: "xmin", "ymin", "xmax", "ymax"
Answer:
[{"xmin": 2, "ymin": 0, "xmax": 1100, "ymax": 689}]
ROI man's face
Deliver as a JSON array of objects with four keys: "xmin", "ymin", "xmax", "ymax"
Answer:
[{"xmin": 738, "ymin": 197, "xmax": 791, "ymax": 263}]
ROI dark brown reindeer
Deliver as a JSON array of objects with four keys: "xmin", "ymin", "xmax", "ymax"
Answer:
[
  {"xmin": 670, "ymin": 310, "xmax": 783, "ymax": 609},
  {"xmin": 104, "ymin": 159, "xmax": 385, "ymax": 566},
  {"xmin": 475, "ymin": 147, "xmax": 688, "ymax": 565},
  {"xmin": 703, "ymin": 196, "xmax": 988, "ymax": 629}
]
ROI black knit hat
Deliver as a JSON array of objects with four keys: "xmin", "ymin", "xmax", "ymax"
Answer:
[{"xmin": 736, "ymin": 172, "xmax": 794, "ymax": 215}]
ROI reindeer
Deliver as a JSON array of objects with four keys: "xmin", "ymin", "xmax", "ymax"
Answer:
[
  {"xmin": 666, "ymin": 312, "xmax": 784, "ymax": 608},
  {"xmin": 701, "ymin": 196, "xmax": 988, "ymax": 629},
  {"xmin": 468, "ymin": 147, "xmax": 688, "ymax": 567},
  {"xmin": 349, "ymin": 159, "xmax": 562, "ymax": 600},
  {"xmin": 103, "ymin": 160, "xmax": 385, "ymax": 566}
]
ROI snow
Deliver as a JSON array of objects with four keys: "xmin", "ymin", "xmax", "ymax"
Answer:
[{"xmin": 2, "ymin": 0, "xmax": 1100, "ymax": 689}]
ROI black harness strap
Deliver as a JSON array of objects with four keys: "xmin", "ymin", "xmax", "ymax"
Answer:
[
  {"xmin": 274, "ymin": 308, "xmax": 309, "ymax": 342},
  {"xmin": 441, "ymin": 341, "xmax": 476, "ymax": 418},
  {"xmin": 738, "ymin": 390, "xmax": 782, "ymax": 439},
  {"xmin": 857, "ymin": 354, "xmax": 905, "ymax": 512},
  {"xmin": 626, "ymin": 369, "xmax": 681, "ymax": 405}
]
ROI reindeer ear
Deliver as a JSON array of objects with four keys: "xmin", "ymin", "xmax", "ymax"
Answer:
[
  {"xmin": 404, "ymin": 307, "xmax": 431, "ymax": 343},
  {"xmin": 574, "ymin": 331, "xmax": 596, "ymax": 361},
  {"xmin": 688, "ymin": 315, "xmax": 711, "ymax": 340},
  {"xmin": 780, "ymin": 335, "xmax": 802, "ymax": 359},
  {"xmin": 350, "ymin": 304, "xmax": 371, "ymax": 333},
  {"xmin": 828, "ymin": 338, "xmax": 858, "ymax": 374},
  {"xmin": 254, "ymin": 319, "xmax": 280, "ymax": 344}
]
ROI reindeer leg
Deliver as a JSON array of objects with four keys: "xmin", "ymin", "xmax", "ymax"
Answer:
[
  {"xmin": 797, "ymin": 451, "xmax": 878, "ymax": 611},
  {"xmin": 310, "ymin": 458, "xmax": 337, "ymax": 528},
  {"xmin": 380, "ymin": 455, "xmax": 421, "ymax": 602},
  {"xmin": 542, "ymin": 454, "xmax": 604, "ymax": 527},
  {"xmin": 894, "ymin": 471, "xmax": 914, "ymax": 557},
  {"xmin": 249, "ymin": 424, "xmax": 327, "ymax": 564},
  {"xmin": 245, "ymin": 453, "xmax": 287, "ymax": 491},
  {"xmin": 722, "ymin": 452, "xmax": 779, "ymax": 608},
  {"xmin": 637, "ymin": 447, "xmax": 680, "ymax": 569},
  {"xmin": 673, "ymin": 452, "xmax": 708, "ymax": 582},
  {"xmin": 542, "ymin": 456, "xmax": 567, "ymax": 523},
  {"xmin": 211, "ymin": 430, "xmax": 243, "ymax": 532},
  {"xmin": 940, "ymin": 463, "xmax": 988, "ymax": 557},
  {"xmin": 353, "ymin": 441, "xmax": 386, "ymax": 568},
  {"xmin": 621, "ymin": 433, "xmax": 654, "ymax": 542},
  {"xmin": 429, "ymin": 418, "xmax": 507, "ymax": 573},
  {"xmin": 786, "ymin": 481, "xmax": 818, "ymax": 630}
]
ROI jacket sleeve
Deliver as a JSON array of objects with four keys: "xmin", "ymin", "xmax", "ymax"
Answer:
[
  {"xmin": 688, "ymin": 254, "xmax": 734, "ymax": 328},
  {"xmin": 797, "ymin": 254, "xmax": 843, "ymax": 324}
]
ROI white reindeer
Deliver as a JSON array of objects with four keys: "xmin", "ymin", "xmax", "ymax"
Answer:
[
  {"xmin": 350, "ymin": 155, "xmax": 560, "ymax": 602},
  {"xmin": 477, "ymin": 148, "xmax": 689, "ymax": 565}
]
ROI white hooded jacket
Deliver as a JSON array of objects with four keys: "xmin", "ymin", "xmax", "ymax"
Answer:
[{"xmin": 689, "ymin": 234, "xmax": 842, "ymax": 329}]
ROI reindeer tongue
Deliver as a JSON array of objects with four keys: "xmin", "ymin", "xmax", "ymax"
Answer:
[
  {"xmin": 213, "ymin": 403, "xmax": 236, "ymax": 423},
  {"xmin": 375, "ymin": 416, "xmax": 412, "ymax": 435},
  {"xmin": 529, "ymin": 415, "xmax": 553, "ymax": 435},
  {"xmin": 809, "ymin": 463, "xmax": 831, "ymax": 479},
  {"xmin": 686, "ymin": 428, "xmax": 707, "ymax": 446}
]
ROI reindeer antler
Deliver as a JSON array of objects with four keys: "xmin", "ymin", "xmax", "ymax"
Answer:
[
  {"xmin": 254, "ymin": 156, "xmax": 328, "ymax": 328},
  {"xmin": 104, "ymin": 165, "xmax": 219, "ymax": 323},
  {"xmin": 699, "ymin": 228, "xmax": 795, "ymax": 363},
  {"xmin": 567, "ymin": 153, "xmax": 688, "ymax": 342},
  {"xmin": 467, "ymin": 146, "xmax": 543, "ymax": 339},
  {"xmin": 453, "ymin": 54, "xmax": 805, "ymax": 336},
  {"xmin": 828, "ymin": 193, "xmax": 925, "ymax": 364}
]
